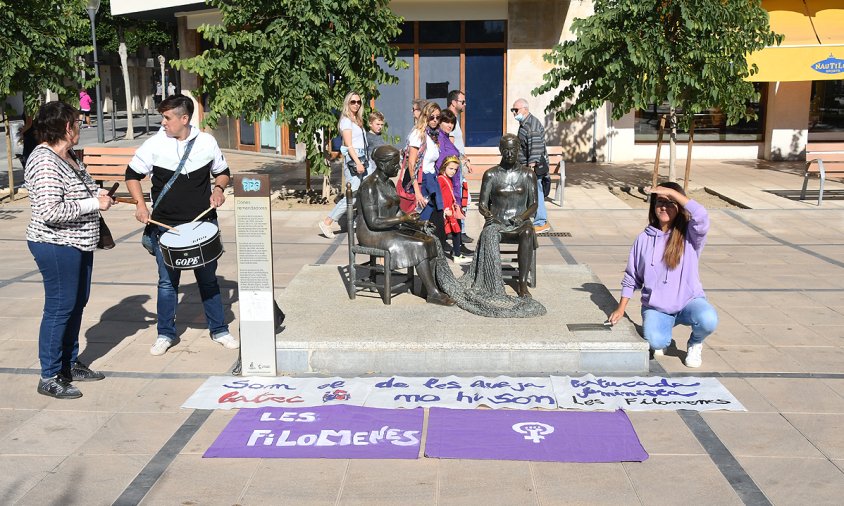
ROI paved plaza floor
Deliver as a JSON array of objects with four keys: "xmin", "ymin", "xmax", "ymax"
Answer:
[{"xmin": 1, "ymin": 152, "xmax": 844, "ymax": 505}]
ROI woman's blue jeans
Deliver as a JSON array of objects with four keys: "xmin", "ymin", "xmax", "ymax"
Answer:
[
  {"xmin": 151, "ymin": 224, "xmax": 228, "ymax": 341},
  {"xmin": 641, "ymin": 297, "xmax": 718, "ymax": 350},
  {"xmin": 29, "ymin": 241, "xmax": 93, "ymax": 378}
]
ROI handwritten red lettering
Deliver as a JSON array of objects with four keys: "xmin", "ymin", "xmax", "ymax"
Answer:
[{"xmin": 218, "ymin": 391, "xmax": 305, "ymax": 404}]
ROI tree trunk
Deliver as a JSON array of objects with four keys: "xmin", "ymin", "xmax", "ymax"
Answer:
[
  {"xmin": 668, "ymin": 107, "xmax": 677, "ymax": 182},
  {"xmin": 3, "ymin": 111, "xmax": 15, "ymax": 201},
  {"xmin": 118, "ymin": 40, "xmax": 134, "ymax": 140}
]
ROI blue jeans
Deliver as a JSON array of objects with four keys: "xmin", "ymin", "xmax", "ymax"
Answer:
[
  {"xmin": 151, "ymin": 223, "xmax": 228, "ymax": 341},
  {"xmin": 29, "ymin": 241, "xmax": 93, "ymax": 378},
  {"xmin": 533, "ymin": 177, "xmax": 547, "ymax": 226},
  {"xmin": 641, "ymin": 297, "xmax": 718, "ymax": 350}
]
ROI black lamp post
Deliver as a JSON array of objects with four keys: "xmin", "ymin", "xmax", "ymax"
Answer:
[{"xmin": 86, "ymin": 0, "xmax": 105, "ymax": 143}]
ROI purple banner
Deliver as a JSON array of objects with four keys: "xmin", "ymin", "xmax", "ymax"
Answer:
[
  {"xmin": 204, "ymin": 405, "xmax": 423, "ymax": 459},
  {"xmin": 425, "ymin": 408, "xmax": 648, "ymax": 462}
]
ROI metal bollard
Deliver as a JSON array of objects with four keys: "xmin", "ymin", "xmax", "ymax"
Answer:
[
  {"xmin": 144, "ymin": 108, "xmax": 150, "ymax": 135},
  {"xmin": 110, "ymin": 110, "xmax": 116, "ymax": 141}
]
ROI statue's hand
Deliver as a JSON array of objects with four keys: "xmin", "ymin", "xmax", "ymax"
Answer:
[{"xmin": 401, "ymin": 212, "xmax": 420, "ymax": 223}]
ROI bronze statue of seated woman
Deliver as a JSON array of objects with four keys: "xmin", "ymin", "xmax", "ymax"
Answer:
[
  {"xmin": 356, "ymin": 145, "xmax": 455, "ymax": 306},
  {"xmin": 477, "ymin": 133, "xmax": 538, "ymax": 298}
]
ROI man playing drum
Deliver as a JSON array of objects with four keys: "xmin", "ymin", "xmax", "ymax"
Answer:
[{"xmin": 125, "ymin": 94, "xmax": 239, "ymax": 356}]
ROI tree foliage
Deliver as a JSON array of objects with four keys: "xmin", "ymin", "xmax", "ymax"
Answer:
[
  {"xmin": 70, "ymin": 0, "xmax": 174, "ymax": 58},
  {"xmin": 174, "ymin": 0, "xmax": 405, "ymax": 174},
  {"xmin": 535, "ymin": 0, "xmax": 782, "ymax": 129},
  {"xmin": 0, "ymin": 0, "xmax": 92, "ymax": 115}
]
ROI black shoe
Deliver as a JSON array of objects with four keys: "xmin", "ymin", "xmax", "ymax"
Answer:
[
  {"xmin": 70, "ymin": 361, "xmax": 105, "ymax": 382},
  {"xmin": 37, "ymin": 376, "xmax": 82, "ymax": 399},
  {"xmin": 460, "ymin": 245, "xmax": 474, "ymax": 256},
  {"xmin": 461, "ymin": 233, "xmax": 474, "ymax": 244}
]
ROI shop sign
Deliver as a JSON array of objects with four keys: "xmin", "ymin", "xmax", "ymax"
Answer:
[{"xmin": 811, "ymin": 54, "xmax": 844, "ymax": 75}]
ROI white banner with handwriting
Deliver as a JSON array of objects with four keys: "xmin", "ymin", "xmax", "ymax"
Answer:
[{"xmin": 182, "ymin": 375, "xmax": 744, "ymax": 412}]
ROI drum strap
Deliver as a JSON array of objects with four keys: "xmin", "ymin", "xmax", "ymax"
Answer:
[{"xmin": 151, "ymin": 137, "xmax": 196, "ymax": 216}]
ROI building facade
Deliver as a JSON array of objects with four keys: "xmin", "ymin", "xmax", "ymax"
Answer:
[{"xmin": 111, "ymin": 0, "xmax": 843, "ymax": 162}]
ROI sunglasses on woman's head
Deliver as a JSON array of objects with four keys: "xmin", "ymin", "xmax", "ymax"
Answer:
[
  {"xmin": 349, "ymin": 100, "xmax": 362, "ymax": 105},
  {"xmin": 428, "ymin": 114, "xmax": 441, "ymax": 121}
]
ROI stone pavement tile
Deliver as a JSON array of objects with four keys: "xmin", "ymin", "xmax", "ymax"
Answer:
[
  {"xmin": 47, "ymin": 377, "xmax": 151, "ymax": 413},
  {"xmin": 752, "ymin": 290, "xmax": 828, "ymax": 308},
  {"xmin": 703, "ymin": 309, "xmax": 768, "ymax": 347},
  {"xmin": 78, "ymin": 411, "xmax": 190, "ymax": 456},
  {"xmin": 0, "ymin": 317, "xmax": 44, "ymax": 342},
  {"xmin": 781, "ymin": 306, "xmax": 844, "ymax": 327},
  {"xmin": 182, "ymin": 409, "xmax": 238, "ymax": 454},
  {"xmin": 0, "ymin": 410, "xmax": 112, "ymax": 456},
  {"xmin": 161, "ymin": 345, "xmax": 239, "ymax": 375},
  {"xmin": 703, "ymin": 412, "xmax": 823, "ymax": 458},
  {"xmin": 784, "ymin": 413, "xmax": 844, "ymax": 460},
  {"xmin": 98, "ymin": 342, "xmax": 181, "ymax": 373},
  {"xmin": 0, "ymin": 409, "xmax": 39, "ymax": 439},
  {"xmin": 737, "ymin": 456, "xmax": 844, "ymax": 505},
  {"xmin": 0, "ymin": 339, "xmax": 38, "ymax": 369},
  {"xmin": 434, "ymin": 459, "xmax": 534, "ymax": 505},
  {"xmin": 15, "ymin": 454, "xmax": 149, "ymax": 506},
  {"xmin": 748, "ymin": 322, "xmax": 836, "ymax": 347},
  {"xmin": 718, "ymin": 306, "xmax": 797, "ymax": 326},
  {"xmin": 746, "ymin": 378, "xmax": 844, "ymax": 414},
  {"xmin": 711, "ymin": 345, "xmax": 806, "ymax": 373},
  {"xmin": 626, "ymin": 412, "xmax": 705, "ymax": 455},
  {"xmin": 0, "ymin": 455, "xmax": 65, "ymax": 504},
  {"xmin": 118, "ymin": 378, "xmax": 208, "ymax": 414},
  {"xmin": 0, "ymin": 298, "xmax": 44, "ymax": 319},
  {"xmin": 786, "ymin": 347, "xmax": 844, "ymax": 374},
  {"xmin": 337, "ymin": 459, "xmax": 438, "ymax": 505},
  {"xmin": 706, "ymin": 290, "xmax": 766, "ymax": 308},
  {"xmin": 655, "ymin": 343, "xmax": 734, "ymax": 374},
  {"xmin": 0, "ymin": 374, "xmax": 58, "ymax": 410},
  {"xmin": 241, "ymin": 459, "xmax": 348, "ymax": 504},
  {"xmin": 623, "ymin": 455, "xmax": 742, "ymax": 505},
  {"xmin": 717, "ymin": 378, "xmax": 777, "ymax": 413},
  {"xmin": 140, "ymin": 454, "xmax": 260, "ymax": 505},
  {"xmin": 531, "ymin": 462, "xmax": 638, "ymax": 505}
]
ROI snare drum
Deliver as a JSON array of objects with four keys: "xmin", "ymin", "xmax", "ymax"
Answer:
[{"xmin": 159, "ymin": 221, "xmax": 223, "ymax": 270}]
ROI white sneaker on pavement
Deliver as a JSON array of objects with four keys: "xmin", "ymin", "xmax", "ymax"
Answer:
[
  {"xmin": 318, "ymin": 221, "xmax": 335, "ymax": 239},
  {"xmin": 685, "ymin": 343, "xmax": 703, "ymax": 368},
  {"xmin": 212, "ymin": 332, "xmax": 240, "ymax": 350},
  {"xmin": 453, "ymin": 254, "xmax": 472, "ymax": 265},
  {"xmin": 150, "ymin": 337, "xmax": 172, "ymax": 356},
  {"xmin": 652, "ymin": 348, "xmax": 664, "ymax": 357}
]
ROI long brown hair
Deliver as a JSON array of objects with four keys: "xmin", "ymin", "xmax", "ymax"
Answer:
[{"xmin": 648, "ymin": 181, "xmax": 689, "ymax": 270}]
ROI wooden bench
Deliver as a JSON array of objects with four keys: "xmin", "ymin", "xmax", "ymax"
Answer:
[
  {"xmin": 801, "ymin": 142, "xmax": 844, "ymax": 206},
  {"xmin": 81, "ymin": 146, "xmax": 136, "ymax": 186},
  {"xmin": 465, "ymin": 146, "xmax": 566, "ymax": 207}
]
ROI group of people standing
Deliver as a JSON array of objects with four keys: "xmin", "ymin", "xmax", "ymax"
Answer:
[
  {"xmin": 23, "ymin": 88, "xmax": 718, "ymax": 401},
  {"xmin": 24, "ymin": 94, "xmax": 238, "ymax": 399}
]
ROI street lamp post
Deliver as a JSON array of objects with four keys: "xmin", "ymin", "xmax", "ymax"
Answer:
[{"xmin": 86, "ymin": 0, "xmax": 105, "ymax": 144}]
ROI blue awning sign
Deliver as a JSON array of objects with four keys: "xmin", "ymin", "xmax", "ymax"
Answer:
[{"xmin": 812, "ymin": 54, "xmax": 844, "ymax": 75}]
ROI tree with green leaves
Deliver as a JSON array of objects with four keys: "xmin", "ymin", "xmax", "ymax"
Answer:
[
  {"xmin": 0, "ymin": 0, "xmax": 92, "ymax": 199},
  {"xmin": 174, "ymin": 0, "xmax": 405, "ymax": 185},
  {"xmin": 534, "ymin": 0, "xmax": 781, "ymax": 180}
]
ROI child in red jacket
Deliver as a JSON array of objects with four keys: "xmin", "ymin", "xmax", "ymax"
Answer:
[{"xmin": 438, "ymin": 157, "xmax": 470, "ymax": 264}]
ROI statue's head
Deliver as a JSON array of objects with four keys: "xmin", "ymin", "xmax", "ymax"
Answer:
[
  {"xmin": 373, "ymin": 145, "xmax": 401, "ymax": 177},
  {"xmin": 499, "ymin": 133, "xmax": 519, "ymax": 166}
]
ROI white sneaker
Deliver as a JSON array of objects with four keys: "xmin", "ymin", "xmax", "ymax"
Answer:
[
  {"xmin": 150, "ymin": 337, "xmax": 172, "ymax": 356},
  {"xmin": 652, "ymin": 348, "xmax": 665, "ymax": 357},
  {"xmin": 685, "ymin": 343, "xmax": 703, "ymax": 368},
  {"xmin": 212, "ymin": 332, "xmax": 240, "ymax": 350},
  {"xmin": 318, "ymin": 221, "xmax": 335, "ymax": 239},
  {"xmin": 453, "ymin": 254, "xmax": 471, "ymax": 265}
]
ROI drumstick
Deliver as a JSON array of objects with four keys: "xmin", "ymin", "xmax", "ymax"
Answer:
[
  {"xmin": 147, "ymin": 219, "xmax": 180, "ymax": 234},
  {"xmin": 191, "ymin": 206, "xmax": 215, "ymax": 223}
]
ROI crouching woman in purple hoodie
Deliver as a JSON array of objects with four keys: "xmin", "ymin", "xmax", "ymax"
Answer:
[{"xmin": 608, "ymin": 182, "xmax": 718, "ymax": 368}]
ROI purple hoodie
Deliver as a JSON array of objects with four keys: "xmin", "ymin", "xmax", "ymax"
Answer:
[{"xmin": 620, "ymin": 199, "xmax": 709, "ymax": 314}]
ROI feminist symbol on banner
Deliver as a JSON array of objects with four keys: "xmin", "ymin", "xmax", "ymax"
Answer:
[{"xmin": 512, "ymin": 422, "xmax": 554, "ymax": 443}]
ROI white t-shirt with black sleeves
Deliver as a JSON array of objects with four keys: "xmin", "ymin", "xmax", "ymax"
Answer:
[{"xmin": 126, "ymin": 126, "xmax": 230, "ymax": 226}]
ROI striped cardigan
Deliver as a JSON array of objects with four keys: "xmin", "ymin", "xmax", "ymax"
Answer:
[{"xmin": 25, "ymin": 145, "xmax": 101, "ymax": 251}]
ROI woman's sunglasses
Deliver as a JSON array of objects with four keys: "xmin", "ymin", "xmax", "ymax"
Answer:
[
  {"xmin": 428, "ymin": 114, "xmax": 441, "ymax": 121},
  {"xmin": 349, "ymin": 100, "xmax": 362, "ymax": 105},
  {"xmin": 654, "ymin": 198, "xmax": 678, "ymax": 208}
]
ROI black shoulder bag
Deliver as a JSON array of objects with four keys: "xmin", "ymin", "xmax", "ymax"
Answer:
[
  {"xmin": 141, "ymin": 137, "xmax": 196, "ymax": 255},
  {"xmin": 68, "ymin": 149, "xmax": 114, "ymax": 250}
]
